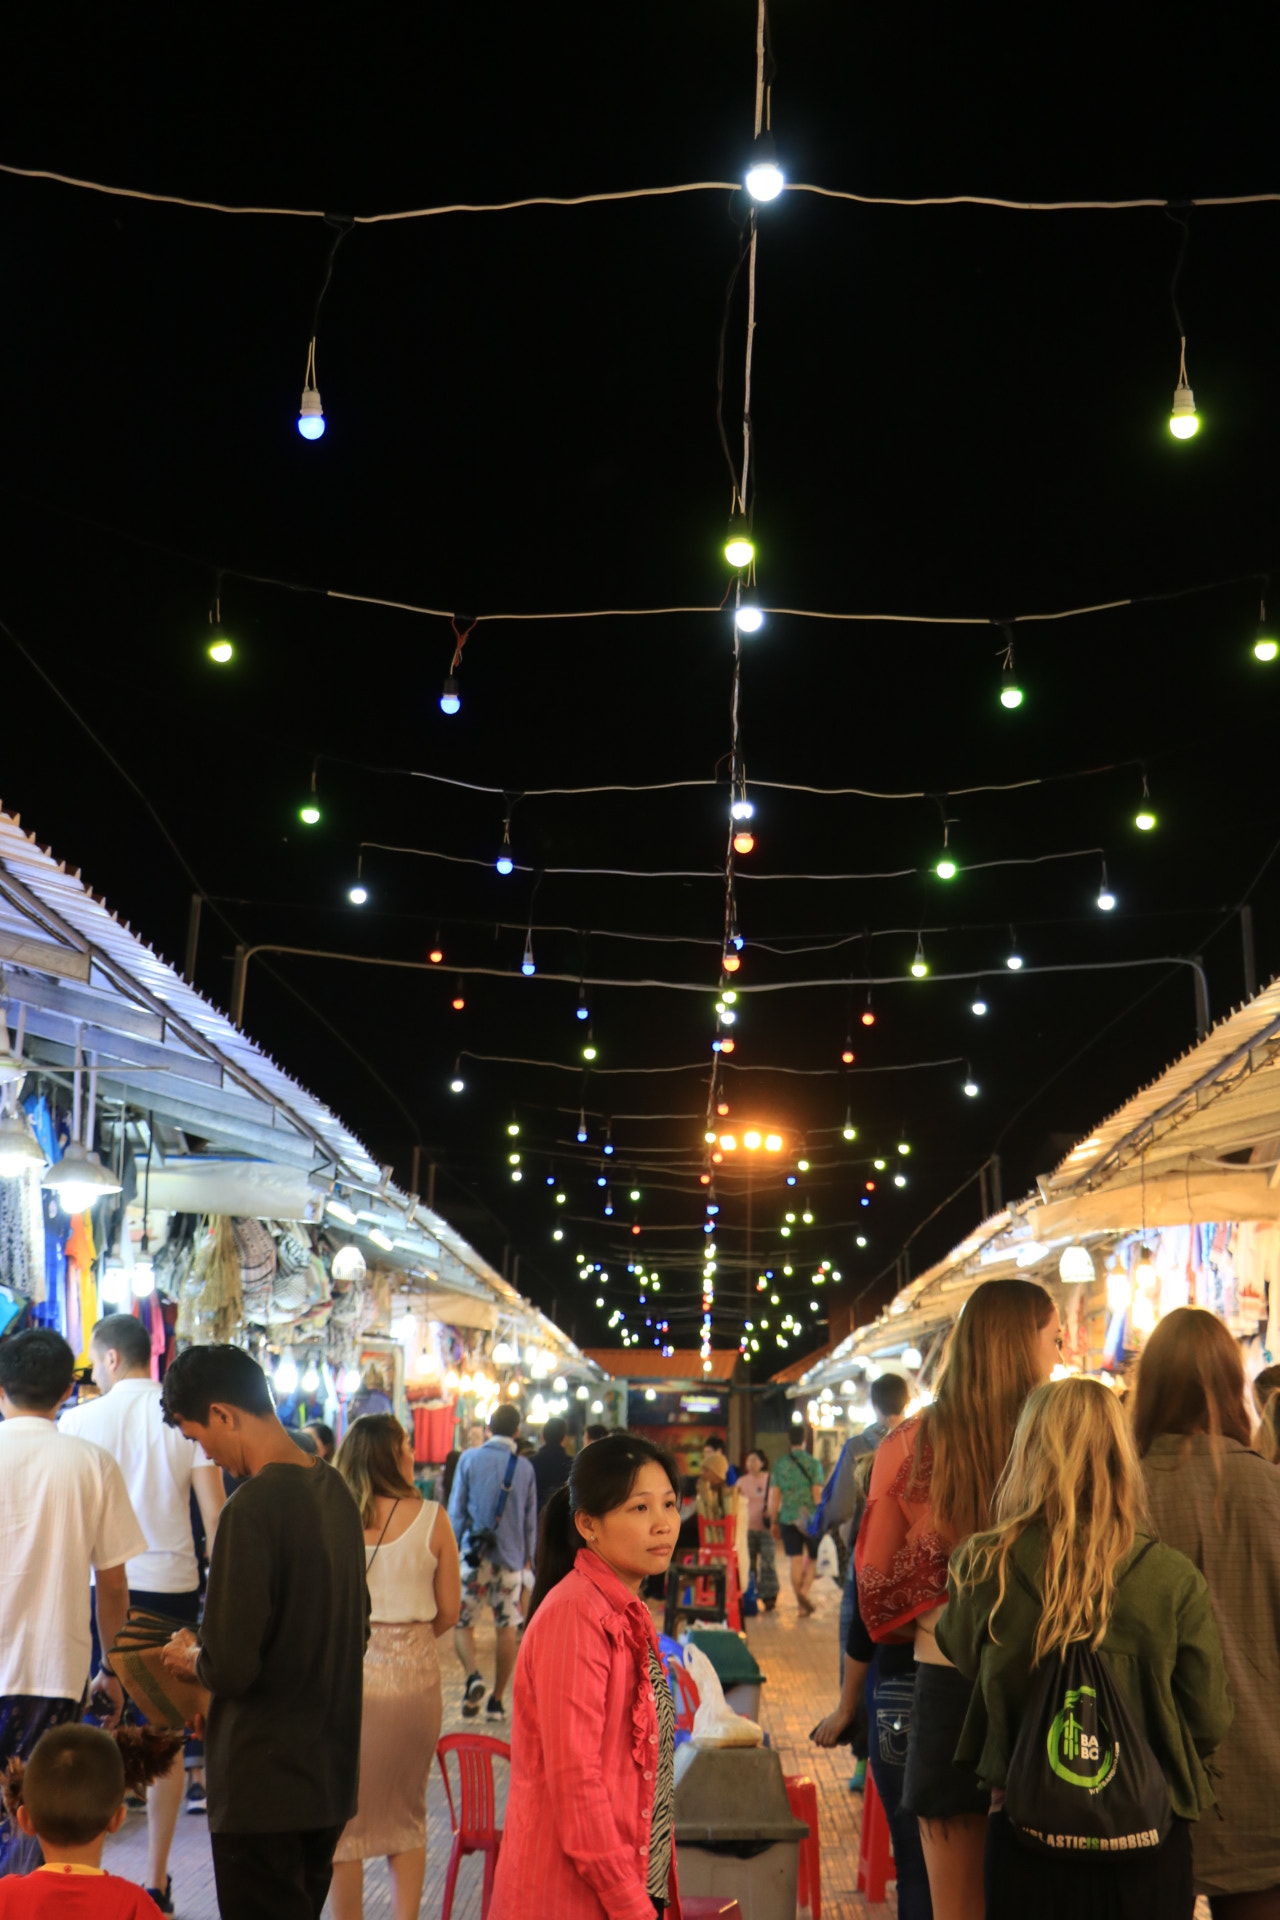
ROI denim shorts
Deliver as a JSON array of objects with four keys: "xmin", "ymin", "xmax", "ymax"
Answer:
[
  {"xmin": 901, "ymin": 1661, "xmax": 990, "ymax": 1821},
  {"xmin": 779, "ymin": 1523, "xmax": 815, "ymax": 1558}
]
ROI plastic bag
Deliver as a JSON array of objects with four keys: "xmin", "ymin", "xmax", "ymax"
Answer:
[
  {"xmin": 683, "ymin": 1643, "xmax": 763, "ymax": 1747},
  {"xmin": 814, "ymin": 1532, "xmax": 840, "ymax": 1581}
]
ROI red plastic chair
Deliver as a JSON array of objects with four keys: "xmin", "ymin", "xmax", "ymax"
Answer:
[
  {"xmin": 856, "ymin": 1767, "xmax": 896, "ymax": 1904},
  {"xmin": 435, "ymin": 1733, "xmax": 510, "ymax": 1920},
  {"xmin": 784, "ymin": 1773, "xmax": 821, "ymax": 1920},
  {"xmin": 682, "ymin": 1903, "xmax": 743, "ymax": 1918},
  {"xmin": 692, "ymin": 1527, "xmax": 743, "ymax": 1631},
  {"xmin": 667, "ymin": 1656, "xmax": 701, "ymax": 1734}
]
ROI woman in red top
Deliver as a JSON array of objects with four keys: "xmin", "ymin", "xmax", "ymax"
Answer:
[
  {"xmin": 488, "ymin": 1433, "xmax": 683, "ymax": 1920},
  {"xmin": 856, "ymin": 1278, "xmax": 1059, "ymax": 1920}
]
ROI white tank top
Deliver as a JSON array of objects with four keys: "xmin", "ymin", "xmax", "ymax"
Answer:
[{"xmin": 366, "ymin": 1499, "xmax": 440, "ymax": 1624}]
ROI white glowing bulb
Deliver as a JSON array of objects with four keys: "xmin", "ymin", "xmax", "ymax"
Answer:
[{"xmin": 275, "ymin": 1357, "xmax": 299, "ymax": 1396}]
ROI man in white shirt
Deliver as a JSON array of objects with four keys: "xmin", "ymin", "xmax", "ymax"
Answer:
[
  {"xmin": 62, "ymin": 1312, "xmax": 225, "ymax": 1911},
  {"xmin": 0, "ymin": 1326, "xmax": 146, "ymax": 1879}
]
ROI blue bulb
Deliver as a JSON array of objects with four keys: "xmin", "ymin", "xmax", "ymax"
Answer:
[
  {"xmin": 707, "ymin": 1204, "xmax": 719, "ymax": 1215},
  {"xmin": 577, "ymin": 1127, "xmax": 588, "ymax": 1143},
  {"xmin": 576, "ymin": 1004, "xmax": 590, "ymax": 1020},
  {"xmin": 546, "ymin": 1175, "xmax": 555, "ymax": 1186},
  {"xmin": 496, "ymin": 855, "xmax": 514, "ymax": 875},
  {"xmin": 603, "ymin": 1143, "xmax": 614, "ymax": 1156},
  {"xmin": 786, "ymin": 1175, "xmax": 797, "ymax": 1186},
  {"xmin": 297, "ymin": 413, "xmax": 325, "ymax": 441},
  {"xmin": 604, "ymin": 1205, "xmax": 614, "ymax": 1217},
  {"xmin": 522, "ymin": 960, "xmax": 536, "ymax": 976},
  {"xmin": 860, "ymin": 1196, "xmax": 870, "ymax": 1207},
  {"xmin": 597, "ymin": 1176, "xmax": 607, "ymax": 1188},
  {"xmin": 440, "ymin": 692, "xmax": 461, "ymax": 715},
  {"xmin": 703, "ymin": 1222, "xmax": 714, "ymax": 1234}
]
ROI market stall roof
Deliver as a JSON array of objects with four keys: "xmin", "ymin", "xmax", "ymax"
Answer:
[
  {"xmin": 582, "ymin": 1349, "xmax": 743, "ymax": 1385},
  {"xmin": 771, "ymin": 1345, "xmax": 833, "ymax": 1386},
  {"xmin": 0, "ymin": 803, "xmax": 601, "ymax": 1376},
  {"xmin": 795, "ymin": 975, "xmax": 1280, "ymax": 1394}
]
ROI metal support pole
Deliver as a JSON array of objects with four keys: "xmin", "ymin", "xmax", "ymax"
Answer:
[
  {"xmin": 411, "ymin": 1144, "xmax": 421, "ymax": 1199},
  {"xmin": 1192, "ymin": 955, "xmax": 1209, "ymax": 1038},
  {"xmin": 427, "ymin": 1162, "xmax": 436, "ymax": 1212},
  {"xmin": 230, "ymin": 945, "xmax": 248, "ymax": 1028},
  {"xmin": 512, "ymin": 1253, "xmax": 520, "ymax": 1291},
  {"xmin": 989, "ymin": 1153, "xmax": 1004, "ymax": 1212},
  {"xmin": 978, "ymin": 1161, "xmax": 990, "ymax": 1220},
  {"xmin": 1242, "ymin": 906, "xmax": 1258, "ymax": 1001},
  {"xmin": 184, "ymin": 894, "xmax": 203, "ymax": 985}
]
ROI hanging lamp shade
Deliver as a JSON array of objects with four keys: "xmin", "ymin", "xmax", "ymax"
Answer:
[
  {"xmin": 42, "ymin": 1141, "xmax": 123, "ymax": 1214},
  {"xmin": 0, "ymin": 1104, "xmax": 46, "ymax": 1177},
  {"xmin": 0, "ymin": 1023, "xmax": 27, "ymax": 1088}
]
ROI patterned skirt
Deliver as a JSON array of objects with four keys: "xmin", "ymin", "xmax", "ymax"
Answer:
[{"xmin": 333, "ymin": 1621, "xmax": 443, "ymax": 1862}]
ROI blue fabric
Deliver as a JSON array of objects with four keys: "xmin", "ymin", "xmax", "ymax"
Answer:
[
  {"xmin": 0, "ymin": 1694, "xmax": 81, "ymax": 1877},
  {"xmin": 447, "ymin": 1437, "xmax": 537, "ymax": 1572},
  {"xmin": 865, "ymin": 1657, "xmax": 933, "ymax": 1920}
]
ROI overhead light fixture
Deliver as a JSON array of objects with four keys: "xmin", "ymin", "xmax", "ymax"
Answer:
[
  {"xmin": 450, "ymin": 1059, "xmax": 465, "ymax": 1093},
  {"xmin": 0, "ymin": 1103, "xmax": 45, "ymax": 1176},
  {"xmin": 936, "ymin": 856, "xmax": 957, "ymax": 880},
  {"xmin": 451, "ymin": 980, "xmax": 466, "ymax": 1010},
  {"xmin": 440, "ymin": 675, "xmax": 461, "ymax": 715},
  {"xmin": 1059, "ymin": 1244, "xmax": 1095, "ymax": 1285},
  {"xmin": 368, "ymin": 1227, "xmax": 394, "ymax": 1252},
  {"xmin": 301, "ymin": 1360, "xmax": 320, "ymax": 1394},
  {"xmin": 326, "ymin": 1196, "xmax": 357, "ymax": 1225},
  {"xmin": 43, "ymin": 1141, "xmax": 122, "ymax": 1215},
  {"xmin": 207, "ymin": 590, "xmax": 233, "ymax": 665},
  {"xmin": 300, "ymin": 797, "xmax": 320, "ymax": 826},
  {"xmin": 723, "ymin": 515, "xmax": 754, "ymax": 569},
  {"xmin": 576, "ymin": 985, "xmax": 590, "ymax": 1021},
  {"xmin": 730, "ymin": 793, "xmax": 755, "ymax": 822},
  {"xmin": 275, "ymin": 1356, "xmax": 300, "ymax": 1396},
  {"xmin": 744, "ymin": 130, "xmax": 785, "ymax": 202}
]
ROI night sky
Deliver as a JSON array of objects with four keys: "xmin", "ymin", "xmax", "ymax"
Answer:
[{"xmin": 2, "ymin": 4, "xmax": 1279, "ymax": 1369}]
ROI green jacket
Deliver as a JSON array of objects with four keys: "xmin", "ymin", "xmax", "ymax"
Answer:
[{"xmin": 935, "ymin": 1525, "xmax": 1231, "ymax": 1822}]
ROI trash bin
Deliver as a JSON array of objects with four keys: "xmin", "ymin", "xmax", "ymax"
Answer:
[
  {"xmin": 689, "ymin": 1628, "xmax": 766, "ymax": 1722},
  {"xmin": 674, "ymin": 1743, "xmax": 810, "ymax": 1920}
]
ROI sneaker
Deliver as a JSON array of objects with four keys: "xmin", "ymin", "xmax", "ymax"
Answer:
[
  {"xmin": 185, "ymin": 1778, "xmax": 207, "ymax": 1814},
  {"xmin": 485, "ymin": 1695, "xmax": 506, "ymax": 1721},
  {"xmin": 462, "ymin": 1671, "xmax": 485, "ymax": 1717},
  {"xmin": 146, "ymin": 1878, "xmax": 174, "ymax": 1914}
]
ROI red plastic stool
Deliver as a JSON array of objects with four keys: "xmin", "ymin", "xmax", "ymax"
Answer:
[
  {"xmin": 784, "ymin": 1774, "xmax": 821, "ymax": 1920},
  {"xmin": 682, "ymin": 1903, "xmax": 743, "ymax": 1918},
  {"xmin": 856, "ymin": 1767, "xmax": 897, "ymax": 1904}
]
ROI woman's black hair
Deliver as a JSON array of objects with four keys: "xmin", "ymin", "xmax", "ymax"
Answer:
[{"xmin": 530, "ymin": 1431, "xmax": 679, "ymax": 1619}]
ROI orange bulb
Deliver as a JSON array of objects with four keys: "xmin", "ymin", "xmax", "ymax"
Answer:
[
  {"xmin": 429, "ymin": 948, "xmax": 444, "ymax": 965},
  {"xmin": 841, "ymin": 1048, "xmax": 855, "ymax": 1065},
  {"xmin": 720, "ymin": 1037, "xmax": 736, "ymax": 1054},
  {"xmin": 716, "ymin": 1101, "xmax": 730, "ymax": 1116},
  {"xmin": 865, "ymin": 1180, "xmax": 875, "ymax": 1192},
  {"xmin": 733, "ymin": 830, "xmax": 755, "ymax": 855},
  {"xmin": 722, "ymin": 950, "xmax": 741, "ymax": 973},
  {"xmin": 451, "ymin": 995, "xmax": 465, "ymax": 1011},
  {"xmin": 711, "ymin": 1151, "xmax": 723, "ymax": 1165},
  {"xmin": 861, "ymin": 1010, "xmax": 876, "ymax": 1027},
  {"xmin": 631, "ymin": 1223, "xmax": 641, "ymax": 1236},
  {"xmin": 720, "ymin": 1134, "xmax": 737, "ymax": 1151},
  {"xmin": 700, "ymin": 1172, "xmax": 712, "ymax": 1185}
]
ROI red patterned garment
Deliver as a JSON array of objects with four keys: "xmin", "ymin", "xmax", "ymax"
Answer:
[{"xmin": 855, "ymin": 1415, "xmax": 954, "ymax": 1641}]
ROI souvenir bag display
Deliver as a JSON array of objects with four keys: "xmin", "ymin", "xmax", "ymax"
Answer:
[{"xmin": 1003, "ymin": 1545, "xmax": 1172, "ymax": 1857}]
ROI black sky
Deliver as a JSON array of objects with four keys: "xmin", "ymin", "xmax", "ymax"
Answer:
[{"xmin": 2, "ymin": 2, "xmax": 1279, "ymax": 1368}]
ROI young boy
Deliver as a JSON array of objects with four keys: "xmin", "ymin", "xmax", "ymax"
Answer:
[{"xmin": 0, "ymin": 1726, "xmax": 164, "ymax": 1916}]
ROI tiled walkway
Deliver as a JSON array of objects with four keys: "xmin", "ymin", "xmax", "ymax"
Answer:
[{"xmin": 97, "ymin": 1565, "xmax": 1216, "ymax": 1918}]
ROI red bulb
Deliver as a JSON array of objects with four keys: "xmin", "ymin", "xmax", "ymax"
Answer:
[
  {"xmin": 861, "ymin": 1010, "xmax": 876, "ymax": 1027},
  {"xmin": 841, "ymin": 1049, "xmax": 855, "ymax": 1065},
  {"xmin": 732, "ymin": 831, "xmax": 755, "ymax": 855}
]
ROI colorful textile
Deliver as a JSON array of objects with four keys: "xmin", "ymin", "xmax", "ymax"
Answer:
[
  {"xmin": 855, "ymin": 1416, "xmax": 952, "ymax": 1642},
  {"xmin": 458, "ymin": 1557, "xmax": 523, "ymax": 1631},
  {"xmin": 769, "ymin": 1446, "xmax": 824, "ymax": 1528}
]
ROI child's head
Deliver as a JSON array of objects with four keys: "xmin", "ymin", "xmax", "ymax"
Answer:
[{"xmin": 15, "ymin": 1726, "xmax": 126, "ymax": 1848}]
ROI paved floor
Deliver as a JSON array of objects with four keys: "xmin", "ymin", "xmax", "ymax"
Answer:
[{"xmin": 98, "ymin": 1565, "xmax": 1215, "ymax": 1919}]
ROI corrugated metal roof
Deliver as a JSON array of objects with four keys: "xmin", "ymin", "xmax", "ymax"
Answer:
[{"xmin": 0, "ymin": 803, "xmax": 602, "ymax": 1377}]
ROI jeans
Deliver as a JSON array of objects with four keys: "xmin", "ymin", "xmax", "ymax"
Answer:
[
  {"xmin": 866, "ymin": 1658, "xmax": 933, "ymax": 1920},
  {"xmin": 0, "ymin": 1696, "xmax": 81, "ymax": 1877},
  {"xmin": 839, "ymin": 1552, "xmax": 857, "ymax": 1678},
  {"xmin": 210, "ymin": 1824, "xmax": 343, "ymax": 1920},
  {"xmin": 747, "ymin": 1527, "xmax": 779, "ymax": 1602}
]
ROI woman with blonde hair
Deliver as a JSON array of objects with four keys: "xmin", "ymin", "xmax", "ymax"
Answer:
[
  {"xmin": 940, "ymin": 1376, "xmax": 1229, "ymax": 1918},
  {"xmin": 1135, "ymin": 1308, "xmax": 1280, "ymax": 1918},
  {"xmin": 330, "ymin": 1413, "xmax": 461, "ymax": 1920},
  {"xmin": 856, "ymin": 1277, "xmax": 1061, "ymax": 1920}
]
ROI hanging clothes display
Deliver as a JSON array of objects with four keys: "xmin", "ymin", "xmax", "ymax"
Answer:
[{"xmin": 65, "ymin": 1211, "xmax": 98, "ymax": 1368}]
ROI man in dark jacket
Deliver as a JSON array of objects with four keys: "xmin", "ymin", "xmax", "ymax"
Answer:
[
  {"xmin": 160, "ymin": 1344, "xmax": 369, "ymax": 1920},
  {"xmin": 531, "ymin": 1415, "xmax": 572, "ymax": 1510}
]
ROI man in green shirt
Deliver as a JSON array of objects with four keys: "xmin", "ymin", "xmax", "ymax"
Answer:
[{"xmin": 768, "ymin": 1432, "xmax": 825, "ymax": 1613}]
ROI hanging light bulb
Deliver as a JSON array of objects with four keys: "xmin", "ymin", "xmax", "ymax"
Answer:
[
  {"xmin": 207, "ymin": 591, "xmax": 233, "ymax": 664},
  {"xmin": 576, "ymin": 983, "xmax": 590, "ymax": 1020},
  {"xmin": 744, "ymin": 130, "xmax": 785, "ymax": 202},
  {"xmin": 722, "ymin": 947, "xmax": 741, "ymax": 973},
  {"xmin": 841, "ymin": 1036, "xmax": 855, "ymax": 1065},
  {"xmin": 451, "ymin": 980, "xmax": 466, "ymax": 1011},
  {"xmin": 963, "ymin": 1067, "xmax": 979, "ymax": 1098},
  {"xmin": 733, "ymin": 828, "xmax": 755, "ymax": 855},
  {"xmin": 972, "ymin": 995, "xmax": 988, "ymax": 1016},
  {"xmin": 522, "ymin": 930, "xmax": 536, "ymax": 976},
  {"xmin": 724, "ymin": 515, "xmax": 754, "ymax": 568},
  {"xmin": 935, "ymin": 822, "xmax": 957, "ymax": 880},
  {"xmin": 1169, "ymin": 337, "xmax": 1198, "ymax": 439},
  {"xmin": 450, "ymin": 1059, "xmax": 465, "ymax": 1094},
  {"xmin": 910, "ymin": 935, "xmax": 928, "ymax": 979},
  {"xmin": 577, "ymin": 1110, "xmax": 588, "ymax": 1143},
  {"xmin": 734, "ymin": 594, "xmax": 764, "ymax": 634},
  {"xmin": 1135, "ymin": 773, "xmax": 1156, "ymax": 832},
  {"xmin": 349, "ymin": 884, "xmax": 368, "ymax": 906},
  {"xmin": 1006, "ymin": 948, "xmax": 1023, "ymax": 971},
  {"xmin": 299, "ymin": 771, "xmax": 321, "ymax": 826},
  {"xmin": 842, "ymin": 1109, "xmax": 857, "ymax": 1142},
  {"xmin": 298, "ymin": 337, "xmax": 325, "ymax": 439},
  {"xmin": 1097, "ymin": 862, "xmax": 1116, "ymax": 911},
  {"xmin": 440, "ymin": 675, "xmax": 461, "ymax": 715},
  {"xmin": 1254, "ymin": 599, "xmax": 1278, "ymax": 663},
  {"xmin": 301, "ymin": 1359, "xmax": 320, "ymax": 1394},
  {"xmin": 44, "ymin": 1140, "xmax": 123, "ymax": 1216},
  {"xmin": 861, "ymin": 993, "xmax": 876, "ymax": 1027},
  {"xmin": 429, "ymin": 938, "xmax": 444, "ymax": 964},
  {"xmin": 582, "ymin": 1031, "xmax": 598, "ymax": 1061},
  {"xmin": 274, "ymin": 1356, "xmax": 300, "ymax": 1396},
  {"xmin": 496, "ymin": 817, "xmax": 515, "ymax": 875},
  {"xmin": 731, "ymin": 794, "xmax": 755, "ymax": 822}
]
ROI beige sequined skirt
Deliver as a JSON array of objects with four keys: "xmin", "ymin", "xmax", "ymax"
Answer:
[{"xmin": 333, "ymin": 1621, "xmax": 443, "ymax": 1862}]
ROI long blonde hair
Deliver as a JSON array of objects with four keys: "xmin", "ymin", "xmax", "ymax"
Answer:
[
  {"xmin": 335, "ymin": 1413, "xmax": 418, "ymax": 1526},
  {"xmin": 916, "ymin": 1277, "xmax": 1054, "ymax": 1544},
  {"xmin": 954, "ymin": 1376, "xmax": 1149, "ymax": 1666}
]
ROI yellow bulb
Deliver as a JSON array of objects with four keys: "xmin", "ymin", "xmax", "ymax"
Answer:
[
  {"xmin": 911, "ymin": 960, "xmax": 927, "ymax": 979},
  {"xmin": 725, "ymin": 536, "xmax": 754, "ymax": 568},
  {"xmin": 704, "ymin": 1129, "xmax": 717, "ymax": 1144},
  {"xmin": 765, "ymin": 1133, "xmax": 782, "ymax": 1152},
  {"xmin": 744, "ymin": 1130, "xmax": 762, "ymax": 1150},
  {"xmin": 1135, "ymin": 810, "xmax": 1157, "ymax": 832},
  {"xmin": 208, "ymin": 639, "xmax": 233, "ymax": 664},
  {"xmin": 1169, "ymin": 411, "xmax": 1199, "ymax": 440},
  {"xmin": 1255, "ymin": 638, "xmax": 1278, "ymax": 663}
]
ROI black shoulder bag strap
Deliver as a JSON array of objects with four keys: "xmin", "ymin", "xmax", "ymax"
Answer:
[
  {"xmin": 366, "ymin": 1498, "xmax": 400, "ymax": 1578},
  {"xmin": 490, "ymin": 1449, "xmax": 519, "ymax": 1531}
]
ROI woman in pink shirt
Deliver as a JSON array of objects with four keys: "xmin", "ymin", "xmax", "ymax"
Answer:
[{"xmin": 488, "ymin": 1433, "xmax": 683, "ymax": 1920}]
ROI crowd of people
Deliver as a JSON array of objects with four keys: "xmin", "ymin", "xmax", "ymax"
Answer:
[{"xmin": 0, "ymin": 1290, "xmax": 1278, "ymax": 1920}]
